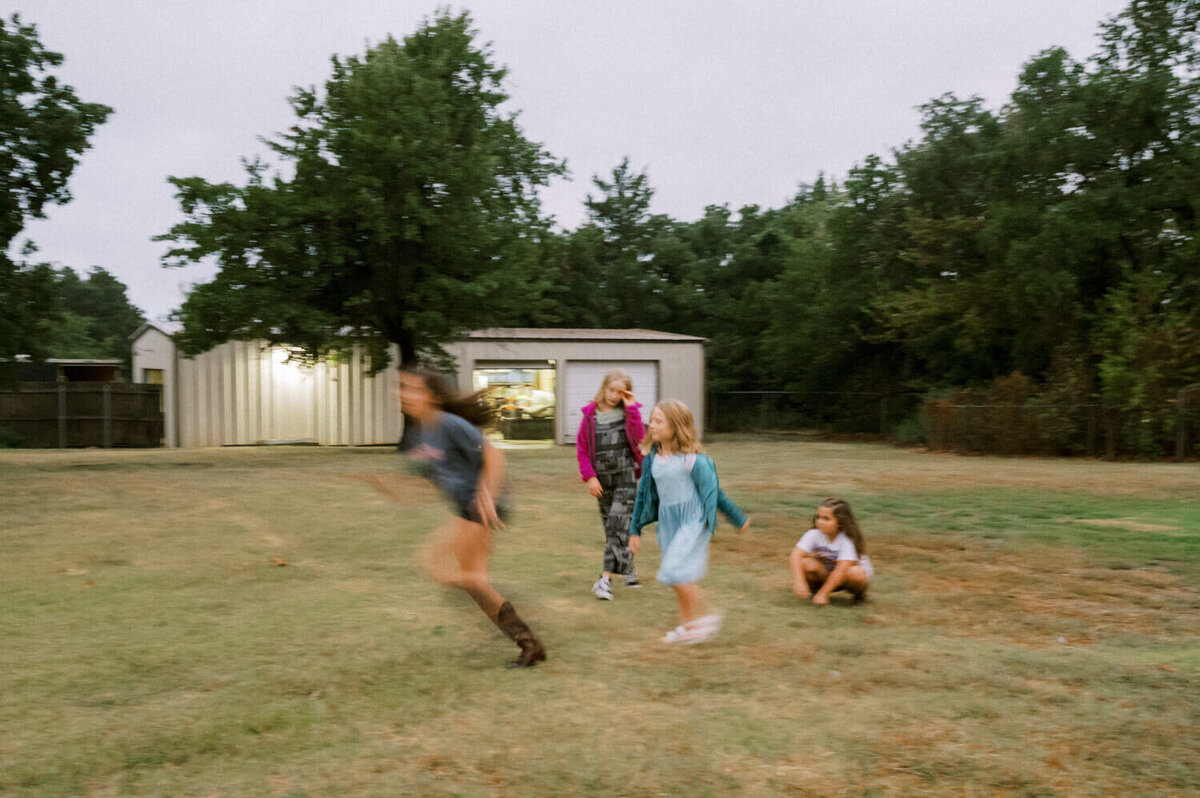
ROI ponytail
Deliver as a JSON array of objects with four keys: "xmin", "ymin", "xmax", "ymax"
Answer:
[{"xmin": 402, "ymin": 368, "xmax": 496, "ymax": 427}]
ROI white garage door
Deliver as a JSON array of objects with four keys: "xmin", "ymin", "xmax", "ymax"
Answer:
[{"xmin": 563, "ymin": 361, "xmax": 657, "ymax": 443}]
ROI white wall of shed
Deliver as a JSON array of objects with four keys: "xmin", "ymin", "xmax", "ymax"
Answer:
[{"xmin": 155, "ymin": 340, "xmax": 400, "ymax": 447}]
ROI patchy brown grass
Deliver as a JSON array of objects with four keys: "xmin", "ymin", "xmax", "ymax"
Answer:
[{"xmin": 0, "ymin": 440, "xmax": 1197, "ymax": 796}]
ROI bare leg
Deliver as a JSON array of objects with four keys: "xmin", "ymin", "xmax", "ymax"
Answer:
[
  {"xmin": 839, "ymin": 564, "xmax": 870, "ymax": 599},
  {"xmin": 672, "ymin": 583, "xmax": 707, "ymax": 625},
  {"xmin": 798, "ymin": 556, "xmax": 829, "ymax": 597},
  {"xmin": 789, "ymin": 548, "xmax": 813, "ymax": 596},
  {"xmin": 423, "ymin": 515, "xmax": 545, "ymax": 667},
  {"xmin": 423, "ymin": 517, "xmax": 505, "ymax": 617}
]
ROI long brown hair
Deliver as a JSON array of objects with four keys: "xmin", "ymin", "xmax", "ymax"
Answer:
[
  {"xmin": 401, "ymin": 369, "xmax": 495, "ymax": 427},
  {"xmin": 593, "ymin": 369, "xmax": 633, "ymax": 405},
  {"xmin": 641, "ymin": 399, "xmax": 703, "ymax": 455},
  {"xmin": 815, "ymin": 497, "xmax": 867, "ymax": 557}
]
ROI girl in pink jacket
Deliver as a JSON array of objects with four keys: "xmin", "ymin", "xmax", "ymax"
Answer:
[{"xmin": 576, "ymin": 369, "xmax": 646, "ymax": 600}]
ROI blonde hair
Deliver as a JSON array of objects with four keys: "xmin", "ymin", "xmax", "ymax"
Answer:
[
  {"xmin": 814, "ymin": 497, "xmax": 868, "ymax": 557},
  {"xmin": 641, "ymin": 399, "xmax": 703, "ymax": 455},
  {"xmin": 593, "ymin": 369, "xmax": 633, "ymax": 405}
]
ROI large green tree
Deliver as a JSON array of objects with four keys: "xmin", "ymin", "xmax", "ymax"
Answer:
[
  {"xmin": 44, "ymin": 266, "xmax": 145, "ymax": 367},
  {"xmin": 0, "ymin": 14, "xmax": 112, "ymax": 376},
  {"xmin": 160, "ymin": 11, "xmax": 563, "ymax": 367}
]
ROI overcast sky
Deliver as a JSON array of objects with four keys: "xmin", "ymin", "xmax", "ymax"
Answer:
[{"xmin": 14, "ymin": 0, "xmax": 1126, "ymax": 321}]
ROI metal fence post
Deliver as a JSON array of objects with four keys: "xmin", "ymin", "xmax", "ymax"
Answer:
[
  {"xmin": 103, "ymin": 383, "xmax": 112, "ymax": 449},
  {"xmin": 57, "ymin": 383, "xmax": 67, "ymax": 449}
]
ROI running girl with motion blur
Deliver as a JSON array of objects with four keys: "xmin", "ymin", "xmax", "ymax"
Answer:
[{"xmin": 396, "ymin": 369, "xmax": 546, "ymax": 668}]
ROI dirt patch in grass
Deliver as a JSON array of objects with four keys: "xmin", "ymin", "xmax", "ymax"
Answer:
[{"xmin": 1073, "ymin": 517, "xmax": 1181, "ymax": 532}]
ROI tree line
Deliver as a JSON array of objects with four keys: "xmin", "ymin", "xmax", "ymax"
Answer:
[
  {"xmin": 0, "ymin": 14, "xmax": 139, "ymax": 382},
  {"xmin": 532, "ymin": 0, "xmax": 1199, "ymax": 455},
  {"xmin": 4, "ymin": 3, "xmax": 1198, "ymax": 454},
  {"xmin": 158, "ymin": 2, "xmax": 1198, "ymax": 455}
]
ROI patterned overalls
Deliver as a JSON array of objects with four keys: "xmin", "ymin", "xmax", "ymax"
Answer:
[{"xmin": 593, "ymin": 412, "xmax": 637, "ymax": 575}]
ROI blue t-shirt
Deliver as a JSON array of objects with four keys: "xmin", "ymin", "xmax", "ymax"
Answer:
[{"xmin": 407, "ymin": 412, "xmax": 485, "ymax": 512}]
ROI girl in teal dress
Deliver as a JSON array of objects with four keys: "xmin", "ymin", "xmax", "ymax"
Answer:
[{"xmin": 630, "ymin": 400, "xmax": 750, "ymax": 644}]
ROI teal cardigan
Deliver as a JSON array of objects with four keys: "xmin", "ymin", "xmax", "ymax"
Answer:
[{"xmin": 630, "ymin": 449, "xmax": 747, "ymax": 537}]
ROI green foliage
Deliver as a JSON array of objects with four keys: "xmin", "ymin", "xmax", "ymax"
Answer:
[
  {"xmin": 145, "ymin": 0, "xmax": 1199, "ymax": 454},
  {"xmin": 0, "ymin": 260, "xmax": 55, "ymax": 382},
  {"xmin": 42, "ymin": 266, "xmax": 146, "ymax": 367},
  {"xmin": 533, "ymin": 0, "xmax": 1199, "ymax": 455},
  {"xmin": 159, "ymin": 11, "xmax": 563, "ymax": 368},
  {"xmin": 0, "ymin": 14, "xmax": 112, "ymax": 375},
  {"xmin": 0, "ymin": 14, "xmax": 113, "ymax": 251}
]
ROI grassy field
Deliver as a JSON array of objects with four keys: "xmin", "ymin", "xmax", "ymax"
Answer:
[{"xmin": 1, "ymin": 437, "xmax": 1198, "ymax": 796}]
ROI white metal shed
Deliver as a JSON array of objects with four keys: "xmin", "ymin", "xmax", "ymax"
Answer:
[{"xmin": 131, "ymin": 325, "xmax": 705, "ymax": 447}]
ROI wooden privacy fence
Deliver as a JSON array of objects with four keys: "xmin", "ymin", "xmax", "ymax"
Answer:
[{"xmin": 0, "ymin": 382, "xmax": 163, "ymax": 448}]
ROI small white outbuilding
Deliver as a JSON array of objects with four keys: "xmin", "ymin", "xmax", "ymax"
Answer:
[{"xmin": 130, "ymin": 324, "xmax": 705, "ymax": 447}]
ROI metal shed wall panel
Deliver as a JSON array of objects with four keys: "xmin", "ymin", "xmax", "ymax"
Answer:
[{"xmin": 133, "ymin": 334, "xmax": 401, "ymax": 448}]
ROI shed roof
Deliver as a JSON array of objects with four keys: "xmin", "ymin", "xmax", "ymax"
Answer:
[
  {"xmin": 129, "ymin": 323, "xmax": 706, "ymax": 346},
  {"xmin": 466, "ymin": 328, "xmax": 705, "ymax": 343},
  {"xmin": 129, "ymin": 320, "xmax": 183, "ymax": 340},
  {"xmin": 47, "ymin": 358, "xmax": 124, "ymax": 365}
]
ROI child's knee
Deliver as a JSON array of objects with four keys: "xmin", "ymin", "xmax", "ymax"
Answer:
[
  {"xmin": 801, "ymin": 558, "xmax": 826, "ymax": 577},
  {"xmin": 845, "ymin": 565, "xmax": 870, "ymax": 590}
]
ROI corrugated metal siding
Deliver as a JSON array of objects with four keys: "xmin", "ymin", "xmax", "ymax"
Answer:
[{"xmin": 172, "ymin": 341, "xmax": 400, "ymax": 447}]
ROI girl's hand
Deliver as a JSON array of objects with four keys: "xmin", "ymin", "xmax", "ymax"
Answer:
[
  {"xmin": 621, "ymin": 389, "xmax": 635, "ymax": 405},
  {"xmin": 586, "ymin": 477, "xmax": 604, "ymax": 498},
  {"xmin": 812, "ymin": 592, "xmax": 830, "ymax": 606},
  {"xmin": 474, "ymin": 485, "xmax": 502, "ymax": 529},
  {"xmin": 738, "ymin": 516, "xmax": 751, "ymax": 534},
  {"xmin": 629, "ymin": 535, "xmax": 641, "ymax": 554},
  {"xmin": 793, "ymin": 582, "xmax": 811, "ymax": 599}
]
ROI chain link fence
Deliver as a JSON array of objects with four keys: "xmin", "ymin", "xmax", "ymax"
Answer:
[
  {"xmin": 706, "ymin": 391, "xmax": 923, "ymax": 437},
  {"xmin": 707, "ymin": 388, "xmax": 1200, "ymax": 459}
]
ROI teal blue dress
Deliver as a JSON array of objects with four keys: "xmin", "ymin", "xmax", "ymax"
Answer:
[
  {"xmin": 651, "ymin": 454, "xmax": 710, "ymax": 584},
  {"xmin": 631, "ymin": 449, "xmax": 747, "ymax": 586}
]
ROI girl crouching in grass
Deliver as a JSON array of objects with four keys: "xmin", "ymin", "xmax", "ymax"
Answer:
[{"xmin": 790, "ymin": 497, "xmax": 872, "ymax": 605}]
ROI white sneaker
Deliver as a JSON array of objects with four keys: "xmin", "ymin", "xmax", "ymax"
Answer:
[
  {"xmin": 662, "ymin": 625, "xmax": 706, "ymax": 644},
  {"xmin": 592, "ymin": 576, "xmax": 614, "ymax": 600},
  {"xmin": 662, "ymin": 613, "xmax": 724, "ymax": 645},
  {"xmin": 624, "ymin": 572, "xmax": 643, "ymax": 588},
  {"xmin": 689, "ymin": 612, "xmax": 723, "ymax": 636}
]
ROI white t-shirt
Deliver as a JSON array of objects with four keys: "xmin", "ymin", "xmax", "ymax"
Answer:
[{"xmin": 795, "ymin": 529, "xmax": 873, "ymax": 577}]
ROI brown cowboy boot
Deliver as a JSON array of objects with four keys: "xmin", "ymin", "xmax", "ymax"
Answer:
[{"xmin": 495, "ymin": 601, "xmax": 547, "ymax": 668}]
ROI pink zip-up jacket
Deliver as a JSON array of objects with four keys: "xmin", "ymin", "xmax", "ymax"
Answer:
[{"xmin": 576, "ymin": 400, "xmax": 646, "ymax": 481}]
